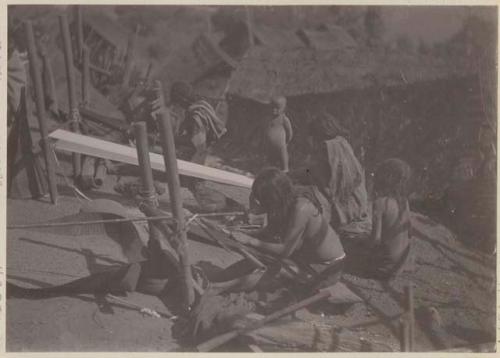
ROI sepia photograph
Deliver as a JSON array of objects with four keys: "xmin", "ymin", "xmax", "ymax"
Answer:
[{"xmin": 5, "ymin": 3, "xmax": 497, "ymax": 352}]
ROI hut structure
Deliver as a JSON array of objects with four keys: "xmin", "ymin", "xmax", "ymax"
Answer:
[{"xmin": 225, "ymin": 45, "xmax": 488, "ymax": 198}]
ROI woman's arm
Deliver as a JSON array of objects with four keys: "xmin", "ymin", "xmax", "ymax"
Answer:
[{"xmin": 233, "ymin": 199, "xmax": 311, "ymax": 258}]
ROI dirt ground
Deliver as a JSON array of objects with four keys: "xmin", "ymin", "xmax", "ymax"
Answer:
[{"xmin": 6, "ymin": 156, "xmax": 496, "ymax": 352}]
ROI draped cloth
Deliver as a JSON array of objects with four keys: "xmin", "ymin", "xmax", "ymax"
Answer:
[
  {"xmin": 186, "ymin": 99, "xmax": 226, "ymax": 146},
  {"xmin": 324, "ymin": 136, "xmax": 370, "ymax": 228}
]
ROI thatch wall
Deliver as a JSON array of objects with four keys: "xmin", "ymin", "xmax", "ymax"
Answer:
[{"xmin": 226, "ymin": 74, "xmax": 489, "ymax": 198}]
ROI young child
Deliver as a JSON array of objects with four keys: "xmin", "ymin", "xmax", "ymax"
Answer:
[
  {"xmin": 264, "ymin": 96, "xmax": 293, "ymax": 172},
  {"xmin": 369, "ymin": 158, "xmax": 412, "ymax": 280}
]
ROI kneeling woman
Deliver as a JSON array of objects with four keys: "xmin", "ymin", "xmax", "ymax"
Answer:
[{"xmin": 231, "ymin": 167, "xmax": 346, "ymax": 291}]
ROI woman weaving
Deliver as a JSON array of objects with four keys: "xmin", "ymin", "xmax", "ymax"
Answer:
[{"xmin": 230, "ymin": 168, "xmax": 346, "ymax": 290}]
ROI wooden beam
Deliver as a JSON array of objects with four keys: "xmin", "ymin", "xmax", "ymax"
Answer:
[
  {"xmin": 196, "ymin": 286, "xmax": 337, "ymax": 352},
  {"xmin": 405, "ymin": 285, "xmax": 415, "ymax": 351},
  {"xmin": 82, "ymin": 46, "xmax": 90, "ymax": 106},
  {"xmin": 75, "ymin": 5, "xmax": 84, "ymax": 63},
  {"xmin": 59, "ymin": 14, "xmax": 81, "ymax": 179},
  {"xmin": 157, "ymin": 82, "xmax": 195, "ymax": 309},
  {"xmin": 122, "ymin": 27, "xmax": 138, "ymax": 88},
  {"xmin": 89, "ymin": 62, "xmax": 112, "ymax": 77},
  {"xmin": 25, "ymin": 21, "xmax": 58, "ymax": 204},
  {"xmin": 78, "ymin": 106, "xmax": 127, "ymax": 132},
  {"xmin": 133, "ymin": 122, "xmax": 158, "ymax": 207},
  {"xmin": 48, "ymin": 129, "xmax": 254, "ymax": 188}
]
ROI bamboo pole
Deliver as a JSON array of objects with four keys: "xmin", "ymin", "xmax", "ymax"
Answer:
[
  {"xmin": 156, "ymin": 81, "xmax": 195, "ymax": 309},
  {"xmin": 24, "ymin": 21, "xmax": 58, "ymax": 204},
  {"xmin": 399, "ymin": 319, "xmax": 410, "ymax": 352},
  {"xmin": 196, "ymin": 286, "xmax": 336, "ymax": 352},
  {"xmin": 59, "ymin": 14, "xmax": 81, "ymax": 180},
  {"xmin": 405, "ymin": 285, "xmax": 415, "ymax": 351},
  {"xmin": 122, "ymin": 26, "xmax": 138, "ymax": 88},
  {"xmin": 133, "ymin": 122, "xmax": 158, "ymax": 207},
  {"xmin": 75, "ymin": 5, "xmax": 84, "ymax": 63},
  {"xmin": 82, "ymin": 46, "xmax": 90, "ymax": 106},
  {"xmin": 39, "ymin": 43, "xmax": 59, "ymax": 115}
]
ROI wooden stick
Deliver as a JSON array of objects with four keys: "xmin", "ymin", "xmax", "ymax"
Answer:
[
  {"xmin": 59, "ymin": 14, "xmax": 81, "ymax": 179},
  {"xmin": 157, "ymin": 82, "xmax": 195, "ymax": 310},
  {"xmin": 405, "ymin": 285, "xmax": 415, "ymax": 351},
  {"xmin": 24, "ymin": 21, "xmax": 58, "ymax": 204},
  {"xmin": 49, "ymin": 129, "xmax": 254, "ymax": 188},
  {"xmin": 122, "ymin": 27, "xmax": 138, "ymax": 88},
  {"xmin": 196, "ymin": 286, "xmax": 336, "ymax": 352},
  {"xmin": 78, "ymin": 106, "xmax": 127, "ymax": 132},
  {"xmin": 75, "ymin": 5, "xmax": 84, "ymax": 63},
  {"xmin": 399, "ymin": 319, "xmax": 411, "ymax": 352},
  {"xmin": 133, "ymin": 122, "xmax": 158, "ymax": 207},
  {"xmin": 39, "ymin": 43, "xmax": 59, "ymax": 115},
  {"xmin": 82, "ymin": 46, "xmax": 90, "ymax": 106},
  {"xmin": 89, "ymin": 63, "xmax": 112, "ymax": 77}
]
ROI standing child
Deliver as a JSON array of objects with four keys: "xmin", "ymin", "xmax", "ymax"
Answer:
[
  {"xmin": 264, "ymin": 96, "xmax": 293, "ymax": 172},
  {"xmin": 368, "ymin": 158, "xmax": 412, "ymax": 280}
]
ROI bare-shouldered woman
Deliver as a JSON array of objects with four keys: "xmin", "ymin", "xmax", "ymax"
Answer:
[
  {"xmin": 231, "ymin": 168, "xmax": 345, "ymax": 290},
  {"xmin": 369, "ymin": 158, "xmax": 412, "ymax": 279}
]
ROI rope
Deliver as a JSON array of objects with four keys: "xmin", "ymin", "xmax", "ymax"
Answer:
[
  {"xmin": 8, "ymin": 211, "xmax": 245, "ymax": 230},
  {"xmin": 138, "ymin": 188, "xmax": 159, "ymax": 207}
]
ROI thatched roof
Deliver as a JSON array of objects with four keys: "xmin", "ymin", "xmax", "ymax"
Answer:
[{"xmin": 227, "ymin": 46, "xmax": 473, "ymax": 103}]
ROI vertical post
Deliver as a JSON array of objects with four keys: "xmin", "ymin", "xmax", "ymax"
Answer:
[
  {"xmin": 82, "ymin": 46, "xmax": 90, "ymax": 106},
  {"xmin": 133, "ymin": 122, "xmax": 158, "ymax": 207},
  {"xmin": 59, "ymin": 13, "xmax": 81, "ymax": 180},
  {"xmin": 24, "ymin": 21, "xmax": 58, "ymax": 204},
  {"xmin": 156, "ymin": 82, "xmax": 195, "ymax": 309},
  {"xmin": 405, "ymin": 285, "xmax": 415, "ymax": 351},
  {"xmin": 399, "ymin": 319, "xmax": 411, "ymax": 352},
  {"xmin": 122, "ymin": 26, "xmax": 138, "ymax": 88},
  {"xmin": 245, "ymin": 6, "xmax": 254, "ymax": 47},
  {"xmin": 39, "ymin": 43, "xmax": 59, "ymax": 115},
  {"xmin": 75, "ymin": 5, "xmax": 84, "ymax": 64}
]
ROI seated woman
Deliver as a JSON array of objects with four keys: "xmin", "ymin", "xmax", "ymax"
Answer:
[
  {"xmin": 360, "ymin": 158, "xmax": 412, "ymax": 280},
  {"xmin": 289, "ymin": 111, "xmax": 370, "ymax": 232},
  {"xmin": 230, "ymin": 167, "xmax": 346, "ymax": 291}
]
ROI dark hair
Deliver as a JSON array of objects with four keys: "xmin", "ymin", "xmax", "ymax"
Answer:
[
  {"xmin": 251, "ymin": 168, "xmax": 322, "ymax": 236},
  {"xmin": 373, "ymin": 158, "xmax": 411, "ymax": 207},
  {"xmin": 310, "ymin": 111, "xmax": 349, "ymax": 141},
  {"xmin": 170, "ymin": 81, "xmax": 195, "ymax": 107}
]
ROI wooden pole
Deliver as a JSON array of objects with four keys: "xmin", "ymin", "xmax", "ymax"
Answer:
[
  {"xmin": 82, "ymin": 46, "xmax": 90, "ymax": 106},
  {"xmin": 59, "ymin": 14, "xmax": 81, "ymax": 180},
  {"xmin": 122, "ymin": 26, "xmax": 138, "ymax": 88},
  {"xmin": 39, "ymin": 43, "xmax": 59, "ymax": 115},
  {"xmin": 133, "ymin": 122, "xmax": 158, "ymax": 207},
  {"xmin": 156, "ymin": 82, "xmax": 195, "ymax": 310},
  {"xmin": 405, "ymin": 285, "xmax": 415, "ymax": 351},
  {"xmin": 24, "ymin": 21, "xmax": 58, "ymax": 204},
  {"xmin": 399, "ymin": 319, "xmax": 410, "ymax": 352},
  {"xmin": 196, "ymin": 286, "xmax": 336, "ymax": 352},
  {"xmin": 75, "ymin": 5, "xmax": 84, "ymax": 64}
]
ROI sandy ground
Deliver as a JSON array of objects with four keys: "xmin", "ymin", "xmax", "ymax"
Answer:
[{"xmin": 6, "ymin": 157, "xmax": 496, "ymax": 352}]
